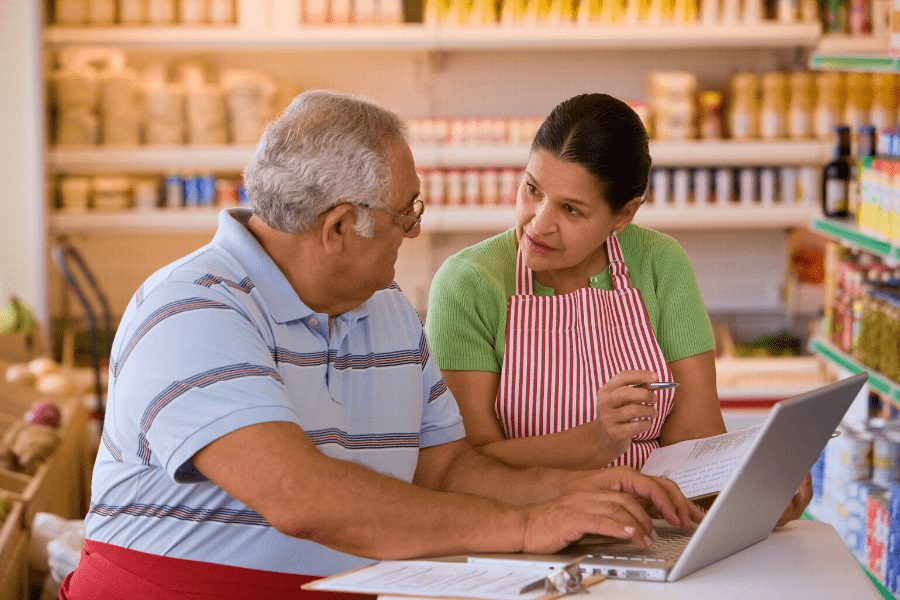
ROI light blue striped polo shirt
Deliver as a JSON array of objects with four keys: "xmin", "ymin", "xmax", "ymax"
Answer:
[{"xmin": 86, "ymin": 208, "xmax": 466, "ymax": 576}]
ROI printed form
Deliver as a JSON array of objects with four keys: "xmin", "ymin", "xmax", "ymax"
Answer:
[
  {"xmin": 640, "ymin": 425, "xmax": 762, "ymax": 499},
  {"xmin": 306, "ymin": 561, "xmax": 552, "ymax": 600}
]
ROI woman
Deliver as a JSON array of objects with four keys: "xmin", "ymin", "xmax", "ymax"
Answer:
[
  {"xmin": 425, "ymin": 94, "xmax": 811, "ymax": 524},
  {"xmin": 427, "ymin": 93, "xmax": 725, "ymax": 471}
]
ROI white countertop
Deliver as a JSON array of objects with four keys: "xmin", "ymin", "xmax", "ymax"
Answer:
[{"xmin": 380, "ymin": 520, "xmax": 880, "ymax": 600}]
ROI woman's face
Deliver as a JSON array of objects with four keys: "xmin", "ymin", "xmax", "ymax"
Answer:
[{"xmin": 515, "ymin": 149, "xmax": 633, "ymax": 275}]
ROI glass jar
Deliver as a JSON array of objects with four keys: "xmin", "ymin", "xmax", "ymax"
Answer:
[
  {"xmin": 788, "ymin": 71, "xmax": 815, "ymax": 139},
  {"xmin": 760, "ymin": 72, "xmax": 789, "ymax": 139},
  {"xmin": 813, "ymin": 71, "xmax": 844, "ymax": 139},
  {"xmin": 728, "ymin": 73, "xmax": 759, "ymax": 140},
  {"xmin": 697, "ymin": 91, "xmax": 724, "ymax": 139}
]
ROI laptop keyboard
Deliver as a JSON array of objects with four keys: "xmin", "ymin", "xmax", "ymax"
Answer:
[{"xmin": 574, "ymin": 525, "xmax": 694, "ymax": 563}]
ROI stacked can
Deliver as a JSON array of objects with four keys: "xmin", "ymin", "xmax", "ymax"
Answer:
[
  {"xmin": 867, "ymin": 491, "xmax": 891, "ymax": 585},
  {"xmin": 873, "ymin": 429, "xmax": 900, "ymax": 487},
  {"xmin": 845, "ymin": 480, "xmax": 885, "ymax": 561},
  {"xmin": 420, "ymin": 168, "xmax": 522, "ymax": 207},
  {"xmin": 888, "ymin": 483, "xmax": 900, "ymax": 594},
  {"xmin": 818, "ymin": 424, "xmax": 873, "ymax": 537}
]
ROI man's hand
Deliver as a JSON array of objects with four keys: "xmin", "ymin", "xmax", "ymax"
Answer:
[
  {"xmin": 521, "ymin": 490, "xmax": 660, "ymax": 553},
  {"xmin": 564, "ymin": 466, "xmax": 705, "ymax": 531},
  {"xmin": 592, "ymin": 371, "xmax": 662, "ymax": 459},
  {"xmin": 775, "ymin": 472, "xmax": 813, "ymax": 527}
]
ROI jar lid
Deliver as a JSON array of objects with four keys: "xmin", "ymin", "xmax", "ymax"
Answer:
[{"xmin": 697, "ymin": 91, "xmax": 723, "ymax": 108}]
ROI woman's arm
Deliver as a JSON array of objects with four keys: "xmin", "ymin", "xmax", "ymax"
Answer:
[
  {"xmin": 658, "ymin": 350, "xmax": 727, "ymax": 446},
  {"xmin": 442, "ymin": 369, "xmax": 659, "ymax": 470}
]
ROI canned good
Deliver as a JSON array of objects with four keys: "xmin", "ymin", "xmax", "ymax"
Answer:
[
  {"xmin": 197, "ymin": 175, "xmax": 216, "ymax": 207},
  {"xmin": 872, "ymin": 431, "xmax": 900, "ymax": 486},
  {"xmin": 164, "ymin": 174, "xmax": 184, "ymax": 208},
  {"xmin": 836, "ymin": 429, "xmax": 873, "ymax": 480},
  {"xmin": 498, "ymin": 168, "xmax": 518, "ymax": 206},
  {"xmin": 184, "ymin": 176, "xmax": 201, "ymax": 207},
  {"xmin": 427, "ymin": 170, "xmax": 446, "ymax": 206},
  {"xmin": 463, "ymin": 169, "xmax": 481, "ymax": 205}
]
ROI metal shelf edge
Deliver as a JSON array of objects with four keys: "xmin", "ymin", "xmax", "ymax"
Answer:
[{"xmin": 810, "ymin": 337, "xmax": 900, "ymax": 407}]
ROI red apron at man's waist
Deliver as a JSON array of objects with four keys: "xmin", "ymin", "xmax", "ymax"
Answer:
[{"xmin": 60, "ymin": 538, "xmax": 376, "ymax": 600}]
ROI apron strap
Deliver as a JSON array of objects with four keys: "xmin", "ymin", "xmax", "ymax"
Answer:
[
  {"xmin": 515, "ymin": 233, "xmax": 632, "ymax": 295},
  {"xmin": 515, "ymin": 246, "xmax": 533, "ymax": 295},
  {"xmin": 606, "ymin": 233, "xmax": 632, "ymax": 291}
]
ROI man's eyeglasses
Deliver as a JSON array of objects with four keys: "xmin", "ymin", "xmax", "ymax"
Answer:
[{"xmin": 358, "ymin": 196, "xmax": 424, "ymax": 233}]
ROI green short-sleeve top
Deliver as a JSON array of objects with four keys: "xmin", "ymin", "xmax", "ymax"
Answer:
[{"xmin": 425, "ymin": 225, "xmax": 715, "ymax": 373}]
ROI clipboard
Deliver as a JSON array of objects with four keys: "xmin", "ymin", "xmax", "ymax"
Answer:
[{"xmin": 301, "ymin": 559, "xmax": 605, "ymax": 600}]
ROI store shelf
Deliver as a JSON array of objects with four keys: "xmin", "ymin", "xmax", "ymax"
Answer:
[
  {"xmin": 43, "ymin": 22, "xmax": 822, "ymax": 51},
  {"xmin": 810, "ymin": 336, "xmax": 900, "ymax": 408},
  {"xmin": 43, "ymin": 24, "xmax": 433, "ymax": 51},
  {"xmin": 648, "ymin": 139, "xmax": 831, "ymax": 167},
  {"xmin": 49, "ymin": 203, "xmax": 822, "ymax": 234},
  {"xmin": 810, "ymin": 53, "xmax": 900, "ymax": 72},
  {"xmin": 810, "ymin": 217, "xmax": 900, "ymax": 260},
  {"xmin": 47, "ymin": 145, "xmax": 257, "ymax": 174},
  {"xmin": 813, "ymin": 33, "xmax": 890, "ymax": 56},
  {"xmin": 47, "ymin": 139, "xmax": 833, "ymax": 174}
]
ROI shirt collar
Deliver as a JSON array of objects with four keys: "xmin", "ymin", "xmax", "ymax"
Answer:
[{"xmin": 213, "ymin": 208, "xmax": 371, "ymax": 326}]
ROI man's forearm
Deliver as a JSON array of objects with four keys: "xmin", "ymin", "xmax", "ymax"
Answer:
[
  {"xmin": 193, "ymin": 421, "xmax": 531, "ymax": 560},
  {"xmin": 436, "ymin": 443, "xmax": 571, "ymax": 505},
  {"xmin": 283, "ymin": 452, "xmax": 533, "ymax": 559}
]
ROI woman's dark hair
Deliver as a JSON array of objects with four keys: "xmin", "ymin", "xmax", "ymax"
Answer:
[{"xmin": 531, "ymin": 93, "xmax": 651, "ymax": 213}]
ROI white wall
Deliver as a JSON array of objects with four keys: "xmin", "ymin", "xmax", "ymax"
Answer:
[{"xmin": 0, "ymin": 0, "xmax": 46, "ymax": 323}]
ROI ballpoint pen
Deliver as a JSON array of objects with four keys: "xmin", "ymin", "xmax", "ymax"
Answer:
[{"xmin": 629, "ymin": 382, "xmax": 680, "ymax": 390}]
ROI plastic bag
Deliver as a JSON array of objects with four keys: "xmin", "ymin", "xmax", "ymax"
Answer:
[
  {"xmin": 48, "ymin": 527, "xmax": 86, "ymax": 582},
  {"xmin": 30, "ymin": 512, "xmax": 85, "ymax": 581}
]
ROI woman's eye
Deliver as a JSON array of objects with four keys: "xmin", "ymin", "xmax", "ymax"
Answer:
[
  {"xmin": 526, "ymin": 182, "xmax": 538, "ymax": 195},
  {"xmin": 563, "ymin": 204, "xmax": 581, "ymax": 216}
]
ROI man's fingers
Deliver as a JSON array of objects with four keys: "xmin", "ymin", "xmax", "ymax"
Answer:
[{"xmin": 620, "ymin": 476, "xmax": 696, "ymax": 530}]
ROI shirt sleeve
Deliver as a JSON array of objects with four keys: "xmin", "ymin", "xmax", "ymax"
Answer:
[
  {"xmin": 111, "ymin": 281, "xmax": 300, "ymax": 483},
  {"xmin": 426, "ymin": 256, "xmax": 504, "ymax": 373},
  {"xmin": 651, "ymin": 238, "xmax": 716, "ymax": 362},
  {"xmin": 419, "ymin": 337, "xmax": 467, "ymax": 448}
]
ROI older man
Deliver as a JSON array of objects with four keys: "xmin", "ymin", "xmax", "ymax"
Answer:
[{"xmin": 61, "ymin": 91, "xmax": 702, "ymax": 599}]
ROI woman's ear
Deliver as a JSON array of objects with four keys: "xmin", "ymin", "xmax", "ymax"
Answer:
[
  {"xmin": 613, "ymin": 196, "xmax": 643, "ymax": 234},
  {"xmin": 320, "ymin": 204, "xmax": 356, "ymax": 251}
]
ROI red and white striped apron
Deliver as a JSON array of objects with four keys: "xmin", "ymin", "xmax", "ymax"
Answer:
[{"xmin": 496, "ymin": 232, "xmax": 674, "ymax": 469}]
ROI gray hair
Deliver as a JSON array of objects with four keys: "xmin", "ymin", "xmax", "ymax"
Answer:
[{"xmin": 243, "ymin": 90, "xmax": 407, "ymax": 237}]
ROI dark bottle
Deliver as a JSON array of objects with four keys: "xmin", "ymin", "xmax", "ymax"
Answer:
[{"xmin": 822, "ymin": 125, "xmax": 852, "ymax": 218}]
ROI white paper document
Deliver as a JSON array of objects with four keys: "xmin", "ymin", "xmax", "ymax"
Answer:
[
  {"xmin": 640, "ymin": 425, "xmax": 762, "ymax": 499},
  {"xmin": 308, "ymin": 561, "xmax": 551, "ymax": 600}
]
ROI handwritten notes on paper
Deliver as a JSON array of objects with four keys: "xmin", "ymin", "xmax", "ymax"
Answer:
[
  {"xmin": 640, "ymin": 426, "xmax": 762, "ymax": 499},
  {"xmin": 305, "ymin": 561, "xmax": 553, "ymax": 600}
]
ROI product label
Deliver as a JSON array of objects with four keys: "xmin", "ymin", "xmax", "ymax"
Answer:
[
  {"xmin": 814, "ymin": 108, "xmax": 836, "ymax": 138},
  {"xmin": 825, "ymin": 179, "xmax": 849, "ymax": 213},
  {"xmin": 729, "ymin": 114, "xmax": 752, "ymax": 139},
  {"xmin": 760, "ymin": 111, "xmax": 783, "ymax": 139},
  {"xmin": 789, "ymin": 109, "xmax": 811, "ymax": 138}
]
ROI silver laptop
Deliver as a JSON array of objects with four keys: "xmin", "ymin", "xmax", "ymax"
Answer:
[{"xmin": 468, "ymin": 372, "xmax": 868, "ymax": 582}]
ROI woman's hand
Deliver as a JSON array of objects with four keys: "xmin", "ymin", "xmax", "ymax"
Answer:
[
  {"xmin": 775, "ymin": 472, "xmax": 813, "ymax": 527},
  {"xmin": 591, "ymin": 370, "xmax": 663, "ymax": 459},
  {"xmin": 564, "ymin": 465, "xmax": 705, "ymax": 531}
]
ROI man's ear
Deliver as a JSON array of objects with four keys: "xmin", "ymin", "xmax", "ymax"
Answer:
[
  {"xmin": 320, "ymin": 204, "xmax": 356, "ymax": 251},
  {"xmin": 613, "ymin": 196, "xmax": 643, "ymax": 235}
]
